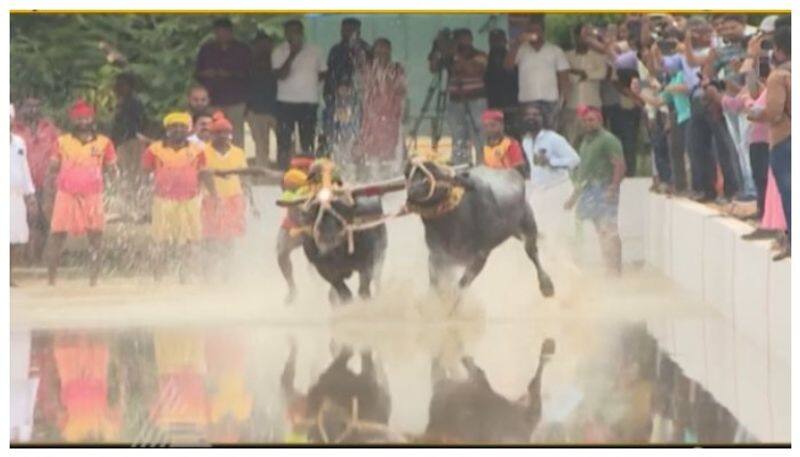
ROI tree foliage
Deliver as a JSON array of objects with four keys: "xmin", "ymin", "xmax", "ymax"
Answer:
[{"xmin": 10, "ymin": 13, "xmax": 292, "ymax": 130}]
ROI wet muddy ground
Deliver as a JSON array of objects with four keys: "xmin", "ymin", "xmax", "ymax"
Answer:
[{"xmin": 10, "ymin": 188, "xmax": 760, "ymax": 445}]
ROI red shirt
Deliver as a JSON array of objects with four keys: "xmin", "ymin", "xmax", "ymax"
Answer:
[
  {"xmin": 142, "ymin": 141, "xmax": 206, "ymax": 200},
  {"xmin": 53, "ymin": 134, "xmax": 117, "ymax": 195},
  {"xmin": 482, "ymin": 136, "xmax": 525, "ymax": 169},
  {"xmin": 11, "ymin": 118, "xmax": 60, "ymax": 190}
]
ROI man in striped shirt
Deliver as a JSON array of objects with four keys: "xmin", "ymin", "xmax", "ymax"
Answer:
[{"xmin": 429, "ymin": 28, "xmax": 488, "ymax": 166}]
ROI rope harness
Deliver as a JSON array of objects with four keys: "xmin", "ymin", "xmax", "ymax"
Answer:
[
  {"xmin": 287, "ymin": 158, "xmax": 466, "ymax": 251},
  {"xmin": 288, "ymin": 396, "xmax": 401, "ymax": 443},
  {"xmin": 405, "ymin": 186, "xmax": 465, "ymax": 219},
  {"xmin": 289, "ymin": 164, "xmax": 409, "ymax": 254},
  {"xmin": 404, "ymin": 158, "xmax": 465, "ymax": 219}
]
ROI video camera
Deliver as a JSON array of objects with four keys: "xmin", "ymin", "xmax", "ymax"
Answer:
[
  {"xmin": 431, "ymin": 28, "xmax": 455, "ymax": 56},
  {"xmin": 429, "ymin": 27, "xmax": 457, "ymax": 70}
]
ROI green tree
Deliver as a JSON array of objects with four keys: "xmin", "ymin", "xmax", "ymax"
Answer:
[{"xmin": 11, "ymin": 13, "xmax": 291, "ymax": 131}]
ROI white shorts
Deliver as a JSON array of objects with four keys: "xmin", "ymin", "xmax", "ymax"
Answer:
[
  {"xmin": 526, "ymin": 179, "xmax": 575, "ymax": 245},
  {"xmin": 10, "ymin": 193, "xmax": 29, "ymax": 245}
]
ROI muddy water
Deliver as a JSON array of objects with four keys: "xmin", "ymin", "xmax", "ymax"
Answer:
[{"xmin": 10, "ymin": 187, "xmax": 756, "ymax": 445}]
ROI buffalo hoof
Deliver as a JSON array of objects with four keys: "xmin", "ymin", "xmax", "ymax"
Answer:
[
  {"xmin": 461, "ymin": 356, "xmax": 477, "ymax": 373},
  {"xmin": 541, "ymin": 338, "xmax": 556, "ymax": 358},
  {"xmin": 284, "ymin": 289, "xmax": 297, "ymax": 305},
  {"xmin": 329, "ymin": 288, "xmax": 340, "ymax": 306},
  {"xmin": 538, "ymin": 274, "xmax": 555, "ymax": 297}
]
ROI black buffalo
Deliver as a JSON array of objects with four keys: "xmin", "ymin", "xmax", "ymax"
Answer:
[
  {"xmin": 423, "ymin": 338, "xmax": 556, "ymax": 443},
  {"xmin": 286, "ymin": 187, "xmax": 387, "ymax": 304},
  {"xmin": 281, "ymin": 342, "xmax": 396, "ymax": 443},
  {"xmin": 404, "ymin": 161, "xmax": 554, "ymax": 300}
]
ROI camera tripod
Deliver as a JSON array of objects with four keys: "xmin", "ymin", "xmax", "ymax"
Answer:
[{"xmin": 408, "ymin": 68, "xmax": 449, "ymax": 154}]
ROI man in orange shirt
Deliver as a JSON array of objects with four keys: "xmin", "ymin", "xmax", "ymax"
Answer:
[
  {"xmin": 46, "ymin": 100, "xmax": 118, "ymax": 286},
  {"xmin": 480, "ymin": 109, "xmax": 528, "ymax": 177},
  {"xmin": 142, "ymin": 112, "xmax": 215, "ymax": 283}
]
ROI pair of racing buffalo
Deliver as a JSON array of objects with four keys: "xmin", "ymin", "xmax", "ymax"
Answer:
[
  {"xmin": 279, "ymin": 157, "xmax": 555, "ymax": 306},
  {"xmin": 281, "ymin": 338, "xmax": 556, "ymax": 443}
]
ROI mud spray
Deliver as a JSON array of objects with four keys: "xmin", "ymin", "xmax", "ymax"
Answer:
[{"xmin": 11, "ymin": 185, "xmax": 721, "ymax": 443}]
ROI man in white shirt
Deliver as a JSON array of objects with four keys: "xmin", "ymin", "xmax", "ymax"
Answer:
[
  {"xmin": 521, "ymin": 104, "xmax": 580, "ymax": 244},
  {"xmin": 505, "ymin": 14, "xmax": 571, "ymax": 127},
  {"xmin": 10, "ymin": 105, "xmax": 36, "ymax": 287},
  {"xmin": 272, "ymin": 19, "xmax": 327, "ymax": 170}
]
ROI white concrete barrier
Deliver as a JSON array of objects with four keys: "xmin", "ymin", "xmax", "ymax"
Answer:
[{"xmin": 620, "ymin": 179, "xmax": 791, "ymax": 443}]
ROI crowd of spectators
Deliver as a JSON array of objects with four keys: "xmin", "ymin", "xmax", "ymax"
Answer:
[{"xmin": 10, "ymin": 13, "xmax": 792, "ymax": 281}]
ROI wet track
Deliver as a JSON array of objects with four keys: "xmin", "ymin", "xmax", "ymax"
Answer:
[{"xmin": 9, "ymin": 186, "xmax": 773, "ymax": 445}]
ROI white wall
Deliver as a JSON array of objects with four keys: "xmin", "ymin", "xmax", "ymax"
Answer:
[{"xmin": 620, "ymin": 178, "xmax": 790, "ymax": 443}]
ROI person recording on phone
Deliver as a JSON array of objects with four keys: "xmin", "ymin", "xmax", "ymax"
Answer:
[
  {"xmin": 504, "ymin": 14, "xmax": 571, "ymax": 128},
  {"xmin": 722, "ymin": 16, "xmax": 780, "ymax": 233},
  {"xmin": 563, "ymin": 23, "xmax": 609, "ymax": 147},
  {"xmin": 428, "ymin": 28, "xmax": 488, "ymax": 165},
  {"xmin": 678, "ymin": 16, "xmax": 740, "ymax": 202},
  {"xmin": 271, "ymin": 19, "xmax": 327, "ymax": 170}
]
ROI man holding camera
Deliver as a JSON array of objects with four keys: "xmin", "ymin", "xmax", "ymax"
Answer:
[{"xmin": 429, "ymin": 28, "xmax": 488, "ymax": 166}]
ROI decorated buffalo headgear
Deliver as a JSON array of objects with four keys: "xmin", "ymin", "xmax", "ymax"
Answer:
[{"xmin": 405, "ymin": 149, "xmax": 458, "ymax": 202}]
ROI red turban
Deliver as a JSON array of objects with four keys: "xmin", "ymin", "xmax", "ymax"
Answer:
[
  {"xmin": 209, "ymin": 111, "xmax": 233, "ymax": 133},
  {"xmin": 576, "ymin": 104, "xmax": 602, "ymax": 121},
  {"xmin": 481, "ymin": 109, "xmax": 504, "ymax": 124},
  {"xmin": 68, "ymin": 99, "xmax": 95, "ymax": 120}
]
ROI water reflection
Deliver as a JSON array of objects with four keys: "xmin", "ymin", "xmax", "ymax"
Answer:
[{"xmin": 11, "ymin": 323, "xmax": 755, "ymax": 446}]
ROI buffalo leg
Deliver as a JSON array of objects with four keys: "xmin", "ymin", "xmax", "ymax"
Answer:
[
  {"xmin": 281, "ymin": 338, "xmax": 298, "ymax": 398},
  {"xmin": 521, "ymin": 208, "xmax": 555, "ymax": 297},
  {"xmin": 331, "ymin": 344, "xmax": 354, "ymax": 369},
  {"xmin": 372, "ymin": 250, "xmax": 386, "ymax": 293},
  {"xmin": 429, "ymin": 252, "xmax": 448, "ymax": 290},
  {"xmin": 431, "ymin": 357, "xmax": 447, "ymax": 387},
  {"xmin": 360, "ymin": 350, "xmax": 375, "ymax": 379},
  {"xmin": 331, "ymin": 280, "xmax": 353, "ymax": 304},
  {"xmin": 527, "ymin": 338, "xmax": 556, "ymax": 425},
  {"xmin": 461, "ymin": 356, "xmax": 492, "ymax": 389},
  {"xmin": 358, "ymin": 268, "xmax": 372, "ymax": 300},
  {"xmin": 458, "ymin": 253, "xmax": 489, "ymax": 289}
]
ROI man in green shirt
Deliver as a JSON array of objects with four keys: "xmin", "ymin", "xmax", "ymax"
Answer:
[{"xmin": 565, "ymin": 105, "xmax": 626, "ymax": 274}]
